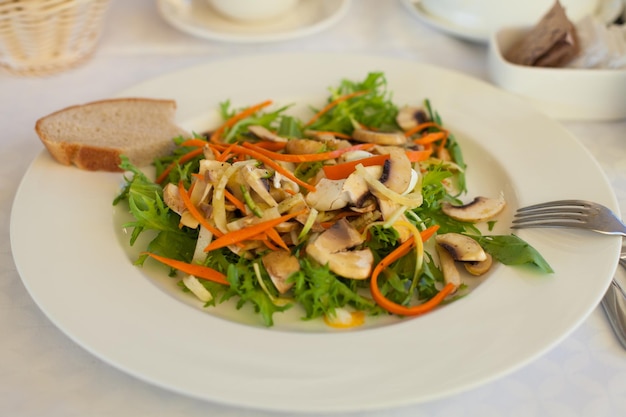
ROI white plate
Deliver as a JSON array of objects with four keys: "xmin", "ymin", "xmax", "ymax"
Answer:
[
  {"xmin": 400, "ymin": 0, "xmax": 624, "ymax": 43},
  {"xmin": 157, "ymin": 0, "xmax": 351, "ymax": 43},
  {"xmin": 11, "ymin": 53, "xmax": 622, "ymax": 413}
]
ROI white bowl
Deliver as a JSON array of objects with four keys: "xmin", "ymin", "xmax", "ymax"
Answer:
[
  {"xmin": 420, "ymin": 0, "xmax": 599, "ymax": 35},
  {"xmin": 487, "ymin": 26, "xmax": 626, "ymax": 121},
  {"xmin": 207, "ymin": 0, "xmax": 299, "ymax": 22}
]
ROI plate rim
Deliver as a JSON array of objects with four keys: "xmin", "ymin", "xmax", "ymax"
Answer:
[{"xmin": 10, "ymin": 52, "xmax": 622, "ymax": 413}]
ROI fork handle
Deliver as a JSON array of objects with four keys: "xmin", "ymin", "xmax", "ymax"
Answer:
[{"xmin": 601, "ymin": 280, "xmax": 626, "ymax": 350}]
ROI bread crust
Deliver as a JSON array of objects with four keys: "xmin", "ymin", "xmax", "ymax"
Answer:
[{"xmin": 35, "ymin": 97, "xmax": 188, "ymax": 172}]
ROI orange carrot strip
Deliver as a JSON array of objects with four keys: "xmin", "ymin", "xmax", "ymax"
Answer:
[
  {"xmin": 412, "ymin": 131, "xmax": 447, "ymax": 146},
  {"xmin": 403, "ymin": 122, "xmax": 444, "ymax": 137},
  {"xmin": 204, "ymin": 209, "xmax": 306, "ymax": 252},
  {"xmin": 216, "ymin": 143, "xmax": 237, "ymax": 162},
  {"xmin": 305, "ymin": 90, "xmax": 368, "ymax": 126},
  {"xmin": 210, "ymin": 100, "xmax": 273, "ymax": 143},
  {"xmin": 143, "ymin": 252, "xmax": 229, "ymax": 286},
  {"xmin": 156, "ymin": 147, "xmax": 204, "ymax": 184},
  {"xmin": 223, "ymin": 189, "xmax": 247, "ymax": 213},
  {"xmin": 178, "ymin": 181, "xmax": 223, "ymax": 237},
  {"xmin": 264, "ymin": 227, "xmax": 289, "ymax": 251},
  {"xmin": 180, "ymin": 138, "xmax": 209, "ymax": 148},
  {"xmin": 405, "ymin": 148, "xmax": 433, "ymax": 162},
  {"xmin": 241, "ymin": 141, "xmax": 376, "ymax": 163},
  {"xmin": 322, "ymin": 154, "xmax": 389, "ymax": 180},
  {"xmin": 369, "ymin": 225, "xmax": 454, "ymax": 316},
  {"xmin": 252, "ymin": 141, "xmax": 288, "ymax": 151}
]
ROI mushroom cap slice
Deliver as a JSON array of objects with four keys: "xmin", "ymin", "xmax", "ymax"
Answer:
[
  {"xmin": 441, "ymin": 195, "xmax": 506, "ymax": 223},
  {"xmin": 248, "ymin": 125, "xmax": 287, "ymax": 142},
  {"xmin": 352, "ymin": 128, "xmax": 407, "ymax": 146},
  {"xmin": 376, "ymin": 146, "xmax": 413, "ymax": 194},
  {"xmin": 305, "ymin": 218, "xmax": 373, "ymax": 279},
  {"xmin": 464, "ymin": 252, "xmax": 493, "ymax": 276},
  {"xmin": 436, "ymin": 244, "xmax": 461, "ymax": 291},
  {"xmin": 262, "ymin": 250, "xmax": 300, "ymax": 294},
  {"xmin": 305, "ymin": 178, "xmax": 350, "ymax": 211},
  {"xmin": 435, "ymin": 233, "xmax": 486, "ymax": 262},
  {"xmin": 396, "ymin": 106, "xmax": 428, "ymax": 131}
]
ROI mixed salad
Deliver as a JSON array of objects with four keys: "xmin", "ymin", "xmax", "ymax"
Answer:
[{"xmin": 114, "ymin": 72, "xmax": 552, "ymax": 328}]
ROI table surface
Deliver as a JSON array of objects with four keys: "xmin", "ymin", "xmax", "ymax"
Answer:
[{"xmin": 2, "ymin": 1, "xmax": 626, "ymax": 416}]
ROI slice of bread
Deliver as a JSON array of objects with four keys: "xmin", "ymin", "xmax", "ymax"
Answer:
[{"xmin": 35, "ymin": 98, "xmax": 190, "ymax": 171}]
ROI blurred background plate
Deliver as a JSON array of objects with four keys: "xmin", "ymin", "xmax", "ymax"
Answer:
[
  {"xmin": 400, "ymin": 0, "xmax": 624, "ymax": 43},
  {"xmin": 157, "ymin": 0, "xmax": 351, "ymax": 43}
]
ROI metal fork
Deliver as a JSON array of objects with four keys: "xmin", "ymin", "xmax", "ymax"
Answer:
[
  {"xmin": 512, "ymin": 199, "xmax": 626, "ymax": 237},
  {"xmin": 513, "ymin": 199, "xmax": 626, "ymax": 348}
]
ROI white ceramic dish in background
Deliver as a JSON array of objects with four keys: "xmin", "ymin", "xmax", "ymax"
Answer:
[
  {"xmin": 207, "ymin": 0, "xmax": 299, "ymax": 22},
  {"xmin": 157, "ymin": 0, "xmax": 350, "ymax": 43},
  {"xmin": 487, "ymin": 26, "xmax": 626, "ymax": 121},
  {"xmin": 11, "ymin": 53, "xmax": 621, "ymax": 413},
  {"xmin": 401, "ymin": 0, "xmax": 624, "ymax": 43},
  {"xmin": 419, "ymin": 0, "xmax": 600, "ymax": 33}
]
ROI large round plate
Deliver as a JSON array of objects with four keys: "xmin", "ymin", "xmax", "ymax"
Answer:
[{"xmin": 11, "ymin": 53, "xmax": 621, "ymax": 413}]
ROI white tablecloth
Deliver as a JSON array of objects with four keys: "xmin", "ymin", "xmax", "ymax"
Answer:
[{"xmin": 2, "ymin": 1, "xmax": 626, "ymax": 416}]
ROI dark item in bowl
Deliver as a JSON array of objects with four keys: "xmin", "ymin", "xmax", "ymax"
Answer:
[{"xmin": 504, "ymin": 0, "xmax": 580, "ymax": 67}]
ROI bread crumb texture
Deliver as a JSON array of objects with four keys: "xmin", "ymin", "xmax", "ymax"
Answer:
[{"xmin": 35, "ymin": 98, "xmax": 189, "ymax": 171}]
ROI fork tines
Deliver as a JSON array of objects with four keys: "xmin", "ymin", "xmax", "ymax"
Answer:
[{"xmin": 512, "ymin": 200, "xmax": 596, "ymax": 228}]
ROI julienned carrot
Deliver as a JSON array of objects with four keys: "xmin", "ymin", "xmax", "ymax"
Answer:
[
  {"xmin": 204, "ymin": 209, "xmax": 306, "ymax": 252},
  {"xmin": 143, "ymin": 252, "xmax": 229, "ymax": 286},
  {"xmin": 253, "ymin": 141, "xmax": 288, "ymax": 151},
  {"xmin": 177, "ymin": 181, "xmax": 223, "ymax": 237},
  {"xmin": 156, "ymin": 147, "xmax": 204, "ymax": 184},
  {"xmin": 412, "ymin": 131, "xmax": 447, "ymax": 146},
  {"xmin": 216, "ymin": 143, "xmax": 237, "ymax": 162},
  {"xmin": 405, "ymin": 148, "xmax": 433, "ymax": 162},
  {"xmin": 180, "ymin": 138, "xmax": 209, "ymax": 148},
  {"xmin": 210, "ymin": 99, "xmax": 273, "ymax": 143},
  {"xmin": 217, "ymin": 144, "xmax": 316, "ymax": 192},
  {"xmin": 403, "ymin": 122, "xmax": 444, "ymax": 137},
  {"xmin": 305, "ymin": 90, "xmax": 368, "ymax": 127},
  {"xmin": 223, "ymin": 189, "xmax": 246, "ymax": 213},
  {"xmin": 264, "ymin": 227, "xmax": 289, "ymax": 251},
  {"xmin": 241, "ymin": 141, "xmax": 376, "ymax": 163},
  {"xmin": 322, "ymin": 154, "xmax": 389, "ymax": 180},
  {"xmin": 369, "ymin": 225, "xmax": 454, "ymax": 316}
]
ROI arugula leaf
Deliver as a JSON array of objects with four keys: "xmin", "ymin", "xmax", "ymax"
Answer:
[
  {"xmin": 307, "ymin": 72, "xmax": 398, "ymax": 133},
  {"xmin": 114, "ymin": 156, "xmax": 197, "ymax": 264},
  {"xmin": 291, "ymin": 258, "xmax": 376, "ymax": 320},
  {"xmin": 223, "ymin": 262, "xmax": 291, "ymax": 327},
  {"xmin": 469, "ymin": 234, "xmax": 554, "ymax": 273}
]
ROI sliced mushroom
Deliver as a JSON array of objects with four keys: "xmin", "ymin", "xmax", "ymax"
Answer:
[
  {"xmin": 352, "ymin": 128, "xmax": 407, "ymax": 146},
  {"xmin": 396, "ymin": 106, "xmax": 428, "ymax": 131},
  {"xmin": 435, "ymin": 233, "xmax": 486, "ymax": 262},
  {"xmin": 305, "ymin": 178, "xmax": 350, "ymax": 211},
  {"xmin": 441, "ymin": 195, "xmax": 506, "ymax": 223},
  {"xmin": 262, "ymin": 250, "xmax": 300, "ymax": 294},
  {"xmin": 248, "ymin": 125, "xmax": 288, "ymax": 142},
  {"xmin": 343, "ymin": 165, "xmax": 382, "ymax": 206},
  {"xmin": 464, "ymin": 252, "xmax": 493, "ymax": 276},
  {"xmin": 376, "ymin": 146, "xmax": 413, "ymax": 194},
  {"xmin": 305, "ymin": 219, "xmax": 373, "ymax": 279},
  {"xmin": 436, "ymin": 244, "xmax": 460, "ymax": 291}
]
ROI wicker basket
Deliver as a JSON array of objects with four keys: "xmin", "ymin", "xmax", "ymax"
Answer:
[{"xmin": 0, "ymin": 0, "xmax": 110, "ymax": 76}]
